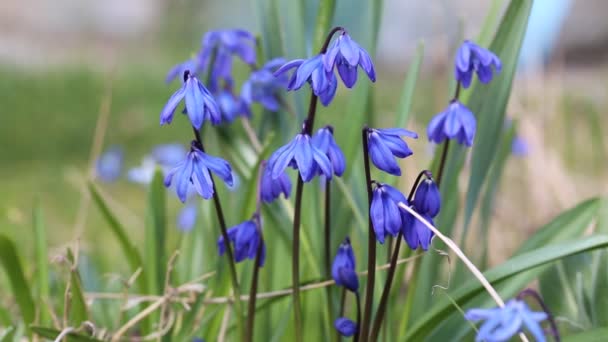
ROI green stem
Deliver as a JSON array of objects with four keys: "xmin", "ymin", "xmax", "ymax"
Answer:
[{"xmin": 360, "ymin": 126, "xmax": 376, "ymax": 341}]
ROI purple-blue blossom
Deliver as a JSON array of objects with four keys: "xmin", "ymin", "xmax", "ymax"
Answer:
[
  {"xmin": 455, "ymin": 40, "xmax": 502, "ymax": 88},
  {"xmin": 163, "ymin": 141, "xmax": 234, "ymax": 202},
  {"xmin": 334, "ymin": 317, "xmax": 357, "ymax": 337},
  {"xmin": 427, "ymin": 100, "xmax": 476, "ymax": 146},
  {"xmin": 367, "ymin": 128, "xmax": 418, "ymax": 176},
  {"xmin": 331, "ymin": 237, "xmax": 358, "ymax": 292},
  {"xmin": 160, "ymin": 71, "xmax": 221, "ymax": 129},
  {"xmin": 323, "ymin": 31, "xmax": 376, "ymax": 88},
  {"xmin": 217, "ymin": 219, "xmax": 266, "ymax": 266},
  {"xmin": 274, "ymin": 55, "xmax": 338, "ymax": 106},
  {"xmin": 95, "ymin": 146, "xmax": 123, "ymax": 182},
  {"xmin": 260, "ymin": 167, "xmax": 292, "ymax": 203},
  {"xmin": 412, "ymin": 178, "xmax": 441, "ymax": 218},
  {"xmin": 401, "ymin": 207, "xmax": 434, "ymax": 251},
  {"xmin": 370, "ymin": 183, "xmax": 408, "ymax": 244},
  {"xmin": 215, "ymin": 87, "xmax": 247, "ymax": 123},
  {"xmin": 465, "ymin": 299, "xmax": 548, "ymax": 342},
  {"xmin": 312, "ymin": 126, "xmax": 346, "ymax": 177},
  {"xmin": 266, "ymin": 133, "xmax": 333, "ymax": 182},
  {"xmin": 241, "ymin": 58, "xmax": 287, "ymax": 115}
]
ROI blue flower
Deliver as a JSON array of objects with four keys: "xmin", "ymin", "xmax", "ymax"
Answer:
[
  {"xmin": 217, "ymin": 219, "xmax": 266, "ymax": 266},
  {"xmin": 274, "ymin": 55, "xmax": 338, "ymax": 106},
  {"xmin": 465, "ymin": 299, "xmax": 548, "ymax": 342},
  {"xmin": 334, "ymin": 317, "xmax": 357, "ymax": 337},
  {"xmin": 367, "ymin": 128, "xmax": 418, "ymax": 176},
  {"xmin": 200, "ymin": 29, "xmax": 257, "ymax": 89},
  {"xmin": 427, "ymin": 100, "xmax": 476, "ymax": 146},
  {"xmin": 215, "ymin": 87, "xmax": 247, "ymax": 123},
  {"xmin": 95, "ymin": 146, "xmax": 123, "ymax": 182},
  {"xmin": 166, "ymin": 58, "xmax": 200, "ymax": 84},
  {"xmin": 455, "ymin": 40, "xmax": 502, "ymax": 88},
  {"xmin": 332, "ymin": 237, "xmax": 358, "ymax": 292},
  {"xmin": 260, "ymin": 167, "xmax": 291, "ymax": 203},
  {"xmin": 177, "ymin": 203, "xmax": 198, "ymax": 232},
  {"xmin": 163, "ymin": 142, "xmax": 234, "ymax": 202},
  {"xmin": 512, "ymin": 136, "xmax": 529, "ymax": 156},
  {"xmin": 371, "ymin": 183, "xmax": 408, "ymax": 244},
  {"xmin": 412, "ymin": 178, "xmax": 441, "ymax": 218},
  {"xmin": 266, "ymin": 133, "xmax": 333, "ymax": 182},
  {"xmin": 160, "ymin": 71, "xmax": 221, "ymax": 129},
  {"xmin": 312, "ymin": 126, "xmax": 346, "ymax": 176},
  {"xmin": 241, "ymin": 58, "xmax": 287, "ymax": 115},
  {"xmin": 323, "ymin": 31, "xmax": 376, "ymax": 88},
  {"xmin": 401, "ymin": 207, "xmax": 434, "ymax": 251}
]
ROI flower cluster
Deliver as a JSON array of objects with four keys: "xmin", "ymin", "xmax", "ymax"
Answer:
[
  {"xmin": 217, "ymin": 219, "xmax": 266, "ymax": 266},
  {"xmin": 427, "ymin": 41, "xmax": 501, "ymax": 147}
]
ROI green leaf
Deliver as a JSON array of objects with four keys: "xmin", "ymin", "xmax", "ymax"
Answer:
[
  {"xmin": 563, "ymin": 327, "xmax": 608, "ymax": 342},
  {"xmin": 404, "ymin": 235, "xmax": 608, "ymax": 341},
  {"xmin": 461, "ymin": 0, "xmax": 533, "ymax": 243},
  {"xmin": 394, "ymin": 41, "xmax": 424, "ymax": 130},
  {"xmin": 66, "ymin": 251, "xmax": 89, "ymax": 326},
  {"xmin": 145, "ymin": 169, "xmax": 167, "ymax": 295},
  {"xmin": 30, "ymin": 326, "xmax": 103, "ymax": 342},
  {"xmin": 32, "ymin": 203, "xmax": 50, "ymax": 325},
  {"xmin": 0, "ymin": 235, "xmax": 35, "ymax": 329},
  {"xmin": 88, "ymin": 183, "xmax": 145, "ymax": 290},
  {"xmin": 313, "ymin": 0, "xmax": 336, "ymax": 51}
]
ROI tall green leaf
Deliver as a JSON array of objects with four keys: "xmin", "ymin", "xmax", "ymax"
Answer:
[
  {"xmin": 32, "ymin": 203, "xmax": 50, "ymax": 325},
  {"xmin": 66, "ymin": 251, "xmax": 89, "ymax": 326},
  {"xmin": 0, "ymin": 235, "xmax": 35, "ymax": 329},
  {"xmin": 145, "ymin": 169, "xmax": 167, "ymax": 295}
]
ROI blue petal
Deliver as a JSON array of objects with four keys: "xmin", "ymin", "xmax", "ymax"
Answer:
[
  {"xmin": 377, "ymin": 128, "xmax": 418, "ymax": 139},
  {"xmin": 337, "ymin": 62, "xmax": 358, "ymax": 88},
  {"xmin": 323, "ymin": 45, "xmax": 340, "ymax": 72},
  {"xmin": 175, "ymin": 157, "xmax": 194, "ymax": 203},
  {"xmin": 383, "ymin": 193, "xmax": 402, "ymax": 236},
  {"xmin": 358, "ymin": 49, "xmax": 376, "ymax": 82},
  {"xmin": 293, "ymin": 135, "xmax": 314, "ymax": 182},
  {"xmin": 371, "ymin": 189, "xmax": 387, "ymax": 243},
  {"xmin": 184, "ymin": 78, "xmax": 205, "ymax": 129},
  {"xmin": 294, "ymin": 56, "xmax": 323, "ymax": 90},
  {"xmin": 339, "ymin": 34, "xmax": 361, "ymax": 66},
  {"xmin": 269, "ymin": 139, "xmax": 298, "ymax": 179},
  {"xmin": 334, "ymin": 317, "xmax": 357, "ymax": 337},
  {"xmin": 190, "ymin": 157, "xmax": 214, "ymax": 199},
  {"xmin": 338, "ymin": 267, "xmax": 359, "ymax": 292},
  {"xmin": 160, "ymin": 87, "xmax": 186, "ymax": 125},
  {"xmin": 455, "ymin": 41, "xmax": 472, "ymax": 73},
  {"xmin": 368, "ymin": 132, "xmax": 401, "ymax": 176},
  {"xmin": 274, "ymin": 59, "xmax": 304, "ymax": 78},
  {"xmin": 312, "ymin": 146, "xmax": 333, "ymax": 180},
  {"xmin": 427, "ymin": 112, "xmax": 447, "ymax": 143},
  {"xmin": 201, "ymin": 153, "xmax": 234, "ymax": 186}
]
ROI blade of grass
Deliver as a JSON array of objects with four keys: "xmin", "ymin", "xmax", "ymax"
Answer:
[
  {"xmin": 0, "ymin": 235, "xmax": 35, "ymax": 332},
  {"xmin": 33, "ymin": 203, "xmax": 50, "ymax": 325}
]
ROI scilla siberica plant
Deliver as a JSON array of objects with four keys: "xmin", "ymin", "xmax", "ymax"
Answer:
[{"xmin": 157, "ymin": 24, "xmax": 560, "ymax": 342}]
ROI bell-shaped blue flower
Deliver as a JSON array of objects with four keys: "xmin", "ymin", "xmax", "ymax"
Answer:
[
  {"xmin": 95, "ymin": 146, "xmax": 123, "ymax": 182},
  {"xmin": 217, "ymin": 219, "xmax": 266, "ymax": 266},
  {"xmin": 427, "ymin": 100, "xmax": 476, "ymax": 146},
  {"xmin": 413, "ymin": 178, "xmax": 441, "ymax": 218},
  {"xmin": 177, "ymin": 203, "xmax": 198, "ymax": 232},
  {"xmin": 455, "ymin": 40, "xmax": 502, "ymax": 88},
  {"xmin": 260, "ymin": 167, "xmax": 292, "ymax": 203},
  {"xmin": 274, "ymin": 55, "xmax": 338, "ymax": 106},
  {"xmin": 266, "ymin": 133, "xmax": 333, "ymax": 182},
  {"xmin": 334, "ymin": 317, "xmax": 357, "ymax": 337},
  {"xmin": 160, "ymin": 71, "xmax": 221, "ymax": 129},
  {"xmin": 331, "ymin": 237, "xmax": 358, "ymax": 292},
  {"xmin": 367, "ymin": 128, "xmax": 418, "ymax": 176},
  {"xmin": 323, "ymin": 31, "xmax": 376, "ymax": 88},
  {"xmin": 465, "ymin": 299, "xmax": 548, "ymax": 342},
  {"xmin": 370, "ymin": 183, "xmax": 409, "ymax": 244},
  {"xmin": 401, "ymin": 207, "xmax": 434, "ymax": 251},
  {"xmin": 163, "ymin": 142, "xmax": 234, "ymax": 202},
  {"xmin": 241, "ymin": 58, "xmax": 287, "ymax": 115},
  {"xmin": 312, "ymin": 126, "xmax": 346, "ymax": 177},
  {"xmin": 166, "ymin": 58, "xmax": 200, "ymax": 84}
]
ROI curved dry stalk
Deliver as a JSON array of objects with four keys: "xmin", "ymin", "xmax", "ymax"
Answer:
[{"xmin": 396, "ymin": 202, "xmax": 530, "ymax": 342}]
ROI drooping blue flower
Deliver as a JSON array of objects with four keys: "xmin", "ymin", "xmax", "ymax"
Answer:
[
  {"xmin": 260, "ymin": 167, "xmax": 291, "ymax": 203},
  {"xmin": 334, "ymin": 317, "xmax": 357, "ymax": 337},
  {"xmin": 465, "ymin": 299, "xmax": 548, "ymax": 342},
  {"xmin": 370, "ymin": 183, "xmax": 409, "ymax": 244},
  {"xmin": 427, "ymin": 100, "xmax": 476, "ymax": 146},
  {"xmin": 177, "ymin": 203, "xmax": 198, "ymax": 232},
  {"xmin": 274, "ymin": 55, "xmax": 338, "ymax": 106},
  {"xmin": 401, "ymin": 207, "xmax": 434, "ymax": 251},
  {"xmin": 331, "ymin": 237, "xmax": 358, "ymax": 292},
  {"xmin": 95, "ymin": 146, "xmax": 123, "ymax": 182},
  {"xmin": 166, "ymin": 58, "xmax": 200, "ymax": 84},
  {"xmin": 412, "ymin": 178, "xmax": 441, "ymax": 218},
  {"xmin": 312, "ymin": 126, "xmax": 346, "ymax": 177},
  {"xmin": 163, "ymin": 142, "xmax": 234, "ymax": 202},
  {"xmin": 217, "ymin": 219, "xmax": 266, "ymax": 266},
  {"xmin": 511, "ymin": 136, "xmax": 529, "ymax": 156},
  {"xmin": 160, "ymin": 71, "xmax": 221, "ymax": 129},
  {"xmin": 323, "ymin": 31, "xmax": 376, "ymax": 88},
  {"xmin": 241, "ymin": 58, "xmax": 288, "ymax": 115},
  {"xmin": 455, "ymin": 40, "xmax": 502, "ymax": 88},
  {"xmin": 266, "ymin": 133, "xmax": 333, "ymax": 182},
  {"xmin": 215, "ymin": 87, "xmax": 247, "ymax": 123},
  {"xmin": 367, "ymin": 128, "xmax": 418, "ymax": 176}
]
